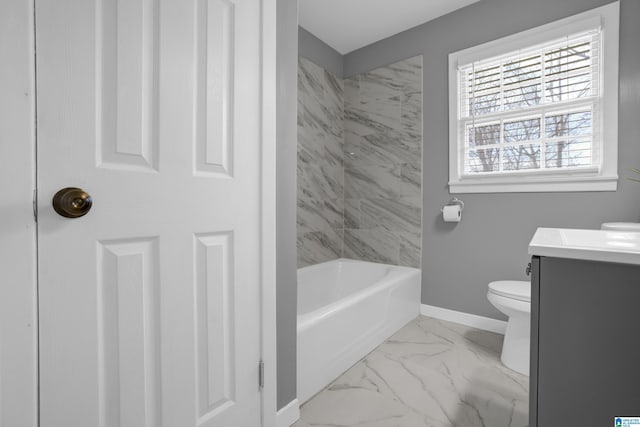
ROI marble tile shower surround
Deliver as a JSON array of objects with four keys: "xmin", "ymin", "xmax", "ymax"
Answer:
[
  {"xmin": 297, "ymin": 56, "xmax": 423, "ymax": 268},
  {"xmin": 344, "ymin": 56, "xmax": 423, "ymax": 268},
  {"xmin": 297, "ymin": 57, "xmax": 345, "ymax": 267},
  {"xmin": 293, "ymin": 316, "xmax": 529, "ymax": 427}
]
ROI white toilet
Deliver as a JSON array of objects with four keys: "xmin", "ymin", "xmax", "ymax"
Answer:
[
  {"xmin": 487, "ymin": 280, "xmax": 530, "ymax": 376},
  {"xmin": 486, "ymin": 222, "xmax": 640, "ymax": 376}
]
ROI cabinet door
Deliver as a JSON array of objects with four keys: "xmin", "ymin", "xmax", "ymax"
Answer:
[{"xmin": 536, "ymin": 257, "xmax": 640, "ymax": 425}]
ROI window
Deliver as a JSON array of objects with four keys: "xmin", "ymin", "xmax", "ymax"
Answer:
[{"xmin": 448, "ymin": 2, "xmax": 619, "ymax": 193}]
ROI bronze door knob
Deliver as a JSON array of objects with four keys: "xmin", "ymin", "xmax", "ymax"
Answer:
[{"xmin": 52, "ymin": 187, "xmax": 93, "ymax": 218}]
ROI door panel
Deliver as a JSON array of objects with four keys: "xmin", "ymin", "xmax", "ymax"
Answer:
[
  {"xmin": 98, "ymin": 238, "xmax": 161, "ymax": 427},
  {"xmin": 97, "ymin": 0, "xmax": 159, "ymax": 172},
  {"xmin": 36, "ymin": 0, "xmax": 262, "ymax": 425},
  {"xmin": 196, "ymin": 0, "xmax": 235, "ymax": 177},
  {"xmin": 194, "ymin": 232, "xmax": 236, "ymax": 420}
]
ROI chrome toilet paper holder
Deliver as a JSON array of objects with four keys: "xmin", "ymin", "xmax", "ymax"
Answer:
[{"xmin": 441, "ymin": 197, "xmax": 464, "ymax": 213}]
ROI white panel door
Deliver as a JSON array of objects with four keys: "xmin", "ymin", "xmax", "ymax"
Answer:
[{"xmin": 35, "ymin": 0, "xmax": 264, "ymax": 426}]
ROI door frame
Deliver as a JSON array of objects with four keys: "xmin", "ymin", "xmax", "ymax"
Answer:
[
  {"xmin": 260, "ymin": 0, "xmax": 279, "ymax": 425},
  {"xmin": 0, "ymin": 0, "xmax": 279, "ymax": 425},
  {"xmin": 0, "ymin": 0, "xmax": 38, "ymax": 426}
]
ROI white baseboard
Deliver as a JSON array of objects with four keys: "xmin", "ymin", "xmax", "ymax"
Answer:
[
  {"xmin": 421, "ymin": 304, "xmax": 507, "ymax": 335},
  {"xmin": 276, "ymin": 398, "xmax": 300, "ymax": 427}
]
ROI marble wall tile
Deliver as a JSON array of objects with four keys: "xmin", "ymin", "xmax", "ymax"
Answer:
[
  {"xmin": 343, "ymin": 198, "xmax": 361, "ymax": 230},
  {"xmin": 297, "ymin": 124, "xmax": 322, "ymax": 164},
  {"xmin": 297, "ymin": 197, "xmax": 343, "ymax": 234},
  {"xmin": 367, "ymin": 56, "xmax": 423, "ymax": 91},
  {"xmin": 342, "ymin": 55, "xmax": 423, "ymax": 268},
  {"xmin": 344, "ymin": 163, "xmax": 403, "ymax": 200},
  {"xmin": 344, "ymin": 229, "xmax": 399, "ymax": 265},
  {"xmin": 297, "ymin": 55, "xmax": 423, "ymax": 268},
  {"xmin": 345, "ymin": 131, "xmax": 418, "ymax": 167},
  {"xmin": 297, "ymin": 57, "xmax": 345, "ymax": 267},
  {"xmin": 399, "ymin": 231, "xmax": 422, "ymax": 268},
  {"xmin": 400, "ymin": 163, "xmax": 422, "ymax": 198},
  {"xmin": 344, "ymin": 110, "xmax": 380, "ymax": 141},
  {"xmin": 298, "ymin": 134, "xmax": 344, "ymax": 172},
  {"xmin": 359, "ymin": 71, "xmax": 404, "ymax": 100},
  {"xmin": 299, "ymin": 57, "xmax": 343, "ymax": 110},
  {"xmin": 359, "ymin": 198, "xmax": 421, "ymax": 234},
  {"xmin": 354, "ymin": 93, "xmax": 401, "ymax": 132},
  {"xmin": 297, "ymin": 228, "xmax": 343, "ymax": 268},
  {"xmin": 402, "ymin": 91, "xmax": 423, "ymax": 139},
  {"xmin": 298, "ymin": 163, "xmax": 343, "ymax": 201},
  {"xmin": 343, "ymin": 77, "xmax": 360, "ymax": 111},
  {"xmin": 303, "ymin": 96, "xmax": 343, "ymax": 142},
  {"xmin": 323, "ymin": 140, "xmax": 344, "ymax": 168},
  {"xmin": 344, "ymin": 109, "xmax": 387, "ymax": 139}
]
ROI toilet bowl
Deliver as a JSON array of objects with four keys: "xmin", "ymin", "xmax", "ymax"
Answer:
[{"xmin": 487, "ymin": 280, "xmax": 530, "ymax": 376}]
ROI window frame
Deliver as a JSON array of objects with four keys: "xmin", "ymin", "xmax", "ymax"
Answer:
[{"xmin": 448, "ymin": 2, "xmax": 619, "ymax": 193}]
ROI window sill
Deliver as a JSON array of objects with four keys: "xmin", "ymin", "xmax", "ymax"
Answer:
[{"xmin": 449, "ymin": 174, "xmax": 618, "ymax": 193}]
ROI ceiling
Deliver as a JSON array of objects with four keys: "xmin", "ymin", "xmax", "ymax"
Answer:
[{"xmin": 298, "ymin": 0, "xmax": 481, "ymax": 54}]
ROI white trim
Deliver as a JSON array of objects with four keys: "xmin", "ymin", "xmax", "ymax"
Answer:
[
  {"xmin": 448, "ymin": 2, "xmax": 619, "ymax": 193},
  {"xmin": 450, "ymin": 174, "xmax": 618, "ymax": 193},
  {"xmin": 454, "ymin": 15, "xmax": 603, "ymax": 66},
  {"xmin": 276, "ymin": 399, "xmax": 300, "ymax": 427},
  {"xmin": 260, "ymin": 0, "xmax": 278, "ymax": 425},
  {"xmin": 421, "ymin": 304, "xmax": 507, "ymax": 335},
  {"xmin": 0, "ymin": 0, "xmax": 38, "ymax": 426}
]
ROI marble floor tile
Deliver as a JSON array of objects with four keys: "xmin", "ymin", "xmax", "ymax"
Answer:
[{"xmin": 294, "ymin": 316, "xmax": 528, "ymax": 427}]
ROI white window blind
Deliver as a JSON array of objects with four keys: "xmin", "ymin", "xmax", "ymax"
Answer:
[{"xmin": 458, "ymin": 29, "xmax": 602, "ymax": 176}]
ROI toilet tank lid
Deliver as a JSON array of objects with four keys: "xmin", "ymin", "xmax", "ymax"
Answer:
[{"xmin": 488, "ymin": 280, "xmax": 530, "ymax": 302}]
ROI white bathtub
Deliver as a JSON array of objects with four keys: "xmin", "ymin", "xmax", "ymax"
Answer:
[{"xmin": 297, "ymin": 258, "xmax": 421, "ymax": 403}]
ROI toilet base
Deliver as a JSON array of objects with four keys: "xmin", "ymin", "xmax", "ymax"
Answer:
[{"xmin": 500, "ymin": 313, "xmax": 530, "ymax": 376}]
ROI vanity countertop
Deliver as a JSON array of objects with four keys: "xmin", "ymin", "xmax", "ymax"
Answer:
[{"xmin": 528, "ymin": 227, "xmax": 640, "ymax": 265}]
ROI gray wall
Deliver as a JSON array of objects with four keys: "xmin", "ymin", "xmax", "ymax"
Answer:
[
  {"xmin": 299, "ymin": 26, "xmax": 344, "ymax": 78},
  {"xmin": 276, "ymin": 0, "xmax": 298, "ymax": 410},
  {"xmin": 343, "ymin": 0, "xmax": 640, "ymax": 320}
]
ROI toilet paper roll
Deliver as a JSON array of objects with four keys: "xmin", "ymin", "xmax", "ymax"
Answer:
[{"xmin": 443, "ymin": 205, "xmax": 461, "ymax": 222}]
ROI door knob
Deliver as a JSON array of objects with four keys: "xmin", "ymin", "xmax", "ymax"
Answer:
[{"xmin": 52, "ymin": 187, "xmax": 93, "ymax": 218}]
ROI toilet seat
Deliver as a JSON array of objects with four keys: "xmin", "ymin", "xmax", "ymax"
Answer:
[{"xmin": 488, "ymin": 280, "xmax": 530, "ymax": 302}]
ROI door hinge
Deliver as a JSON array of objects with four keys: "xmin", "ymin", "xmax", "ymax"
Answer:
[
  {"xmin": 32, "ymin": 188, "xmax": 38, "ymax": 223},
  {"xmin": 258, "ymin": 360, "xmax": 264, "ymax": 390}
]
